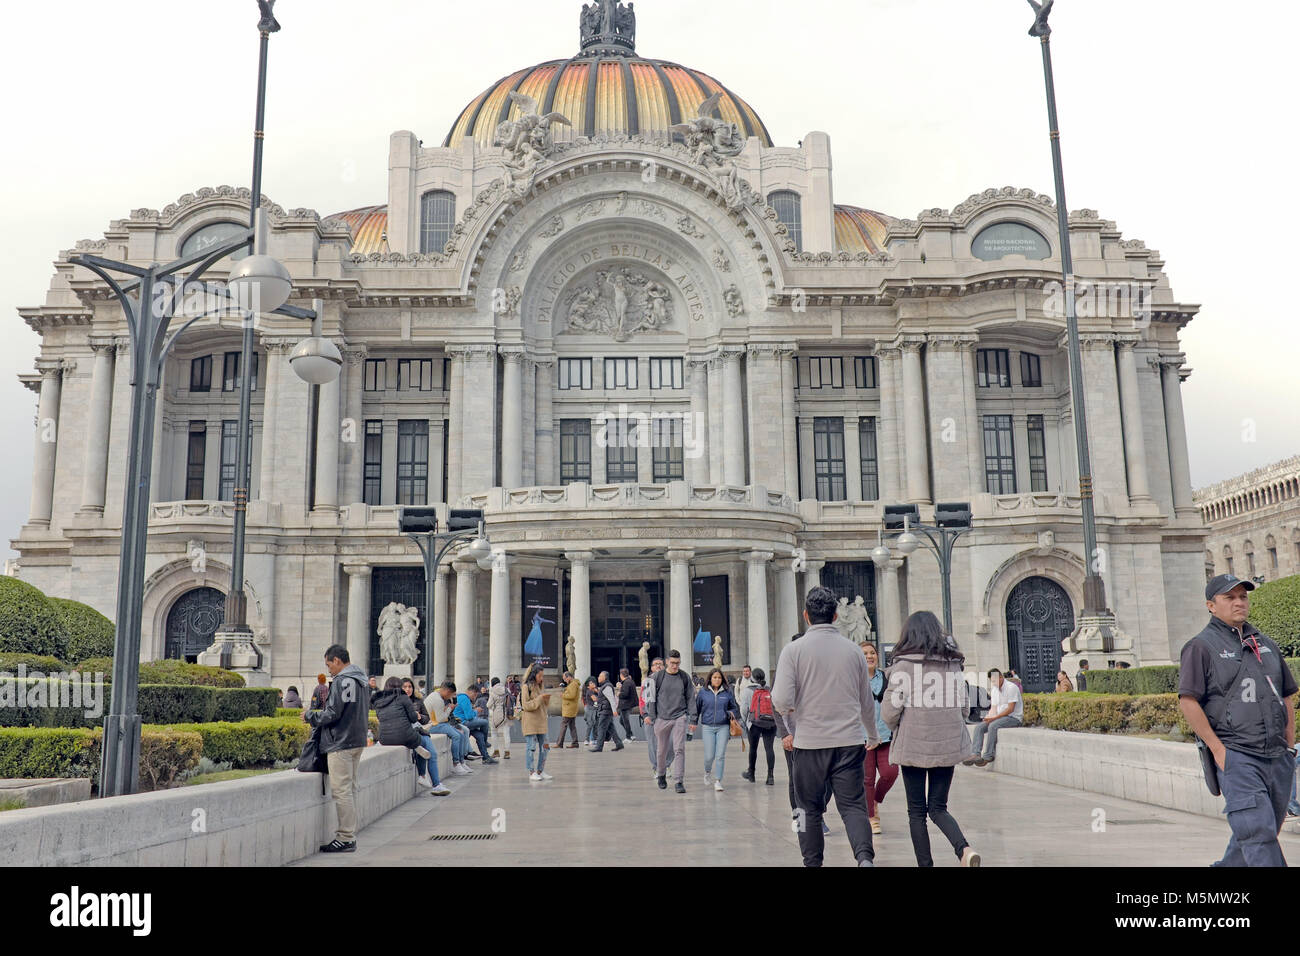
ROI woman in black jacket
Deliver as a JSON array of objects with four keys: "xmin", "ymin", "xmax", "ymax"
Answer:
[{"xmin": 374, "ymin": 677, "xmax": 449, "ymax": 795}]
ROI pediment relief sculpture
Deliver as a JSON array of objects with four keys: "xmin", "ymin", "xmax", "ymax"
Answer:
[{"xmin": 560, "ymin": 267, "xmax": 673, "ymax": 341}]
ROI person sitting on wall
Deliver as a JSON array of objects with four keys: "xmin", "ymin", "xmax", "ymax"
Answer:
[
  {"xmin": 454, "ymin": 684, "xmax": 499, "ymax": 765},
  {"xmin": 962, "ymin": 668, "xmax": 1022, "ymax": 767}
]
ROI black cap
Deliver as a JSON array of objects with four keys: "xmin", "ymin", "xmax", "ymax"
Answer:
[{"xmin": 1205, "ymin": 573, "xmax": 1256, "ymax": 601}]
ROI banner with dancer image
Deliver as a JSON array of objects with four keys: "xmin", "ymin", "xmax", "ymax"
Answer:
[
  {"xmin": 691, "ymin": 574, "xmax": 730, "ymax": 668},
  {"xmin": 521, "ymin": 577, "xmax": 560, "ymax": 668}
]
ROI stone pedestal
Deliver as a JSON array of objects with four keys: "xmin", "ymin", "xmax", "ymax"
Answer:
[
  {"xmin": 383, "ymin": 662, "xmax": 415, "ymax": 680},
  {"xmin": 198, "ymin": 625, "xmax": 270, "ymax": 686},
  {"xmin": 1061, "ymin": 613, "xmax": 1137, "ymax": 675}
]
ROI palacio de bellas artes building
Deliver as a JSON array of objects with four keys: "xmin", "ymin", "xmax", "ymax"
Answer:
[{"xmin": 11, "ymin": 0, "xmax": 1207, "ymax": 696}]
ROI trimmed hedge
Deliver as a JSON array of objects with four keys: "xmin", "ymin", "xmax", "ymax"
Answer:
[
  {"xmin": 49, "ymin": 598, "xmax": 115, "ymax": 665},
  {"xmin": 0, "ymin": 678, "xmax": 103, "ymax": 728},
  {"xmin": 0, "ymin": 577, "xmax": 65, "ymax": 660},
  {"xmin": 0, "ymin": 653, "xmax": 66, "ymax": 672},
  {"xmin": 0, "ymin": 726, "xmax": 202, "ymax": 791},
  {"xmin": 1251, "ymin": 575, "xmax": 1300, "ymax": 656},
  {"xmin": 1024, "ymin": 692, "xmax": 1300, "ymax": 738},
  {"xmin": 1085, "ymin": 659, "xmax": 1300, "ymax": 695},
  {"xmin": 137, "ymin": 660, "xmax": 245, "ymax": 688},
  {"xmin": 0, "ymin": 681, "xmax": 277, "ymax": 728},
  {"xmin": 155, "ymin": 716, "xmax": 311, "ymax": 767}
]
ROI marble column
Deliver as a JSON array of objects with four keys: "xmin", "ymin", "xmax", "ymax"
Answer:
[
  {"xmin": 1078, "ymin": 334, "xmax": 1126, "ymax": 512},
  {"xmin": 721, "ymin": 347, "xmax": 745, "ymax": 485},
  {"xmin": 688, "ymin": 357, "xmax": 711, "ymax": 485},
  {"xmin": 803, "ymin": 558, "xmax": 824, "ymax": 594},
  {"xmin": 257, "ymin": 341, "xmax": 284, "ymax": 502},
  {"xmin": 877, "ymin": 558, "xmax": 902, "ymax": 649},
  {"xmin": 343, "ymin": 564, "xmax": 372, "ymax": 674},
  {"xmin": 961, "ymin": 339, "xmax": 985, "ymax": 494},
  {"xmin": 1160, "ymin": 355, "xmax": 1196, "ymax": 516},
  {"xmin": 79, "ymin": 341, "xmax": 116, "ymax": 514},
  {"xmin": 534, "ymin": 358, "xmax": 554, "ymax": 485},
  {"xmin": 314, "ymin": 355, "xmax": 342, "ymax": 511},
  {"xmin": 746, "ymin": 345, "xmax": 791, "ymax": 491},
  {"xmin": 150, "ymin": 358, "xmax": 169, "ymax": 501},
  {"xmin": 341, "ymin": 347, "xmax": 366, "ymax": 505},
  {"xmin": 774, "ymin": 558, "xmax": 799, "ymax": 663},
  {"xmin": 876, "ymin": 346, "xmax": 903, "ymax": 503},
  {"xmin": 488, "ymin": 553, "xmax": 511, "ymax": 682},
  {"xmin": 522, "ymin": 358, "xmax": 536, "ymax": 486},
  {"xmin": 845, "ymin": 412, "xmax": 864, "ymax": 503},
  {"xmin": 667, "ymin": 549, "xmax": 694, "ymax": 663},
  {"xmin": 566, "ymin": 551, "xmax": 592, "ymax": 680},
  {"xmin": 500, "ymin": 347, "xmax": 524, "ymax": 489},
  {"xmin": 780, "ymin": 350, "xmax": 799, "ymax": 498},
  {"xmin": 746, "ymin": 550, "xmax": 773, "ymax": 673},
  {"xmin": 29, "ymin": 361, "xmax": 64, "ymax": 527},
  {"xmin": 446, "ymin": 348, "xmax": 465, "ymax": 503},
  {"xmin": 924, "ymin": 334, "xmax": 975, "ymax": 502},
  {"xmin": 453, "ymin": 558, "xmax": 478, "ymax": 690},
  {"xmin": 1116, "ymin": 337, "xmax": 1152, "ymax": 504},
  {"xmin": 433, "ymin": 563, "xmax": 450, "ymax": 684},
  {"xmin": 899, "ymin": 337, "xmax": 931, "ymax": 504},
  {"xmin": 460, "ymin": 346, "xmax": 498, "ymax": 494}
]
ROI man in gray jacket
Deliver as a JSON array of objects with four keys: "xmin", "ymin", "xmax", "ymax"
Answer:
[
  {"xmin": 645, "ymin": 649, "xmax": 697, "ymax": 792},
  {"xmin": 772, "ymin": 586, "xmax": 878, "ymax": 867},
  {"xmin": 304, "ymin": 644, "xmax": 371, "ymax": 853}
]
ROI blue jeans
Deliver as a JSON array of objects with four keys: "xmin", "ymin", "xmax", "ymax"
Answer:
[
  {"xmin": 1288, "ymin": 749, "xmax": 1300, "ymax": 816},
  {"xmin": 414, "ymin": 733, "xmax": 440, "ymax": 786},
  {"xmin": 525, "ymin": 733, "xmax": 548, "ymax": 773},
  {"xmin": 701, "ymin": 723, "xmax": 731, "ymax": 779},
  {"xmin": 463, "ymin": 717, "xmax": 491, "ymax": 758},
  {"xmin": 428, "ymin": 723, "xmax": 467, "ymax": 763}
]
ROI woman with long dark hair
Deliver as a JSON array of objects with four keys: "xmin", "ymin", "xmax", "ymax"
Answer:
[
  {"xmin": 881, "ymin": 611, "xmax": 980, "ymax": 867},
  {"xmin": 861, "ymin": 642, "xmax": 899, "ymax": 834},
  {"xmin": 696, "ymin": 667, "xmax": 740, "ymax": 791},
  {"xmin": 520, "ymin": 663, "xmax": 552, "ymax": 781},
  {"xmin": 374, "ymin": 677, "xmax": 450, "ymax": 796},
  {"xmin": 741, "ymin": 667, "xmax": 778, "ymax": 785}
]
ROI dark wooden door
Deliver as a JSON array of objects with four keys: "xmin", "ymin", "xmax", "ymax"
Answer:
[
  {"xmin": 1005, "ymin": 576, "xmax": 1073, "ymax": 693},
  {"xmin": 165, "ymin": 587, "xmax": 225, "ymax": 662}
]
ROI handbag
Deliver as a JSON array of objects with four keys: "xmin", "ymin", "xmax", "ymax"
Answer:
[{"xmin": 729, "ymin": 718, "xmax": 743, "ymax": 737}]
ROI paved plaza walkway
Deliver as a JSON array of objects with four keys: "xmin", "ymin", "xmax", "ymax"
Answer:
[{"xmin": 294, "ymin": 738, "xmax": 1300, "ymax": 867}]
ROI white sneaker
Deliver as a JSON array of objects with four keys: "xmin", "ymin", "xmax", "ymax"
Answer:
[
  {"xmin": 703, "ymin": 773, "xmax": 711, "ymax": 784},
  {"xmin": 461, "ymin": 763, "xmax": 474, "ymax": 774},
  {"xmin": 451, "ymin": 763, "xmax": 470, "ymax": 776},
  {"xmin": 416, "ymin": 777, "xmax": 432, "ymax": 789},
  {"xmin": 714, "ymin": 780, "xmax": 725, "ymax": 792},
  {"xmin": 625, "ymin": 737, "xmax": 635, "ymax": 744},
  {"xmin": 539, "ymin": 771, "xmax": 554, "ymax": 780},
  {"xmin": 430, "ymin": 784, "xmax": 451, "ymax": 796},
  {"xmin": 415, "ymin": 746, "xmax": 431, "ymax": 759},
  {"xmin": 529, "ymin": 772, "xmax": 543, "ymax": 782}
]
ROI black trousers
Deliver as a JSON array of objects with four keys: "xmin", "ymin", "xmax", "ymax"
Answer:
[
  {"xmin": 785, "ymin": 748, "xmax": 833, "ymax": 813},
  {"xmin": 592, "ymin": 711, "xmax": 624, "ymax": 751},
  {"xmin": 899, "ymin": 765, "xmax": 969, "ymax": 866},
  {"xmin": 618, "ymin": 707, "xmax": 635, "ymax": 739},
  {"xmin": 747, "ymin": 724, "xmax": 776, "ymax": 775},
  {"xmin": 792, "ymin": 744, "xmax": 874, "ymax": 867}
]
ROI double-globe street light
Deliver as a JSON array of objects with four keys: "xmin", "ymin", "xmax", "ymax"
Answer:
[
  {"xmin": 871, "ymin": 503, "xmax": 973, "ymax": 640},
  {"xmin": 70, "ymin": 2, "xmax": 342, "ymax": 798}
]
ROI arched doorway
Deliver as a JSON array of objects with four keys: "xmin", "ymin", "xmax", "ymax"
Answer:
[
  {"xmin": 165, "ymin": 587, "xmax": 225, "ymax": 662},
  {"xmin": 1005, "ymin": 576, "xmax": 1073, "ymax": 693}
]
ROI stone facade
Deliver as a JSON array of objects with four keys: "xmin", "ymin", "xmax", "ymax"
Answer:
[
  {"xmin": 10, "ymin": 2, "xmax": 1207, "ymax": 695},
  {"xmin": 1195, "ymin": 456, "xmax": 1300, "ymax": 585}
]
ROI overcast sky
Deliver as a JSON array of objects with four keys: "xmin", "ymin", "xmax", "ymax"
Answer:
[{"xmin": 1, "ymin": 0, "xmax": 1296, "ymax": 559}]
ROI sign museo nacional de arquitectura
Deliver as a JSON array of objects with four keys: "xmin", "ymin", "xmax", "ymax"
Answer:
[{"xmin": 13, "ymin": 0, "xmax": 1205, "ymax": 694}]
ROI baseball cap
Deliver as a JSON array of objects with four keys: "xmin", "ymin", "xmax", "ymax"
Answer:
[{"xmin": 1205, "ymin": 573, "xmax": 1256, "ymax": 601}]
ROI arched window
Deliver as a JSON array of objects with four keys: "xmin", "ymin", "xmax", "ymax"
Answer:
[
  {"xmin": 419, "ymin": 190, "xmax": 456, "ymax": 255},
  {"xmin": 767, "ymin": 190, "xmax": 802, "ymax": 252},
  {"xmin": 1223, "ymin": 544, "xmax": 1234, "ymax": 576},
  {"xmin": 1205, "ymin": 550, "xmax": 1215, "ymax": 582},
  {"xmin": 1243, "ymin": 539, "xmax": 1255, "ymax": 577}
]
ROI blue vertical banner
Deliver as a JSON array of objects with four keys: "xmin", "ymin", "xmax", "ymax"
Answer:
[
  {"xmin": 521, "ymin": 577, "xmax": 559, "ymax": 668},
  {"xmin": 691, "ymin": 574, "xmax": 730, "ymax": 668}
]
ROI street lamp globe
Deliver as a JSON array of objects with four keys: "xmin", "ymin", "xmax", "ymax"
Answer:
[
  {"xmin": 871, "ymin": 543, "xmax": 891, "ymax": 565},
  {"xmin": 466, "ymin": 535, "xmax": 493, "ymax": 569},
  {"xmin": 226, "ymin": 253, "xmax": 292, "ymax": 313},
  {"xmin": 896, "ymin": 530, "xmax": 919, "ymax": 556},
  {"xmin": 289, "ymin": 334, "xmax": 343, "ymax": 385}
]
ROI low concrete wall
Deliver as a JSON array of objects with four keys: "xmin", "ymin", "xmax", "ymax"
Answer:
[
  {"xmin": 0, "ymin": 777, "xmax": 91, "ymax": 808},
  {"xmin": 994, "ymin": 727, "xmax": 1224, "ymax": 818},
  {"xmin": 0, "ymin": 736, "xmax": 450, "ymax": 866}
]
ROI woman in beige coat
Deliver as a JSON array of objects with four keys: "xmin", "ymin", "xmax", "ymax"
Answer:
[
  {"xmin": 881, "ymin": 610, "xmax": 981, "ymax": 867},
  {"xmin": 520, "ymin": 663, "xmax": 552, "ymax": 781}
]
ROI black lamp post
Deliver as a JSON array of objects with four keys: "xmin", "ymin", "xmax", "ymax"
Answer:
[{"xmin": 873, "ymin": 503, "xmax": 972, "ymax": 636}]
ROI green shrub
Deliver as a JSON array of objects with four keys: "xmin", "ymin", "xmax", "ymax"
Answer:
[
  {"xmin": 0, "ymin": 577, "xmax": 65, "ymax": 660},
  {"xmin": 153, "ymin": 716, "xmax": 311, "ymax": 768},
  {"xmin": 0, "ymin": 653, "xmax": 65, "ymax": 672},
  {"xmin": 49, "ymin": 598, "xmax": 115, "ymax": 665},
  {"xmin": 0, "ymin": 727, "xmax": 99, "ymax": 779},
  {"xmin": 212, "ymin": 688, "xmax": 279, "ymax": 722},
  {"xmin": 1250, "ymin": 575, "xmax": 1300, "ymax": 655},
  {"xmin": 0, "ymin": 678, "xmax": 102, "ymax": 728},
  {"xmin": 133, "ymin": 729, "xmax": 204, "ymax": 791},
  {"xmin": 1085, "ymin": 665, "xmax": 1179, "ymax": 695},
  {"xmin": 1025, "ymin": 692, "xmax": 1300, "ymax": 739},
  {"xmin": 138, "ymin": 660, "xmax": 244, "ymax": 687},
  {"xmin": 71, "ymin": 656, "xmax": 114, "ymax": 677},
  {"xmin": 135, "ymin": 684, "xmax": 217, "ymax": 723},
  {"xmin": 275, "ymin": 707, "xmax": 304, "ymax": 718}
]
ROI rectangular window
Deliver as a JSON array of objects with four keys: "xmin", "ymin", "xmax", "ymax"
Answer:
[
  {"xmin": 807, "ymin": 357, "xmax": 844, "ymax": 389},
  {"xmin": 649, "ymin": 357, "xmax": 683, "ymax": 390},
  {"xmin": 364, "ymin": 359, "xmax": 385, "ymax": 392},
  {"xmin": 1027, "ymin": 414, "xmax": 1048, "ymax": 492},
  {"xmin": 605, "ymin": 419, "xmax": 639, "ymax": 482},
  {"xmin": 219, "ymin": 420, "xmax": 239, "ymax": 500},
  {"xmin": 853, "ymin": 356, "xmax": 878, "ymax": 389},
  {"xmin": 651, "ymin": 417, "xmax": 684, "ymax": 483},
  {"xmin": 396, "ymin": 420, "xmax": 429, "ymax": 506},
  {"xmin": 858, "ymin": 417, "xmax": 879, "ymax": 501},
  {"xmin": 559, "ymin": 419, "xmax": 591, "ymax": 484},
  {"xmin": 397, "ymin": 358, "xmax": 434, "ymax": 391},
  {"xmin": 185, "ymin": 422, "xmax": 206, "ymax": 499},
  {"xmin": 363, "ymin": 420, "xmax": 383, "ymax": 506},
  {"xmin": 983, "ymin": 414, "xmax": 1017, "ymax": 494},
  {"xmin": 603, "ymin": 357, "xmax": 637, "ymax": 389},
  {"xmin": 221, "ymin": 351, "xmax": 259, "ymax": 392},
  {"xmin": 1227, "ymin": 557, "xmax": 1235, "ymax": 576},
  {"xmin": 189, "ymin": 355, "xmax": 212, "ymax": 393},
  {"xmin": 813, "ymin": 417, "xmax": 847, "ymax": 501},
  {"xmin": 977, "ymin": 349, "xmax": 1011, "ymax": 388},
  {"xmin": 1269, "ymin": 547, "xmax": 1279, "ymax": 570},
  {"xmin": 1020, "ymin": 352, "xmax": 1043, "ymax": 388},
  {"xmin": 558, "ymin": 358, "xmax": 593, "ymax": 390},
  {"xmin": 1247, "ymin": 553, "xmax": 1256, "ymax": 576},
  {"xmin": 442, "ymin": 357, "xmax": 450, "ymax": 392}
]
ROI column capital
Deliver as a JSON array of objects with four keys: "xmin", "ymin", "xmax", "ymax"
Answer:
[
  {"xmin": 342, "ymin": 563, "xmax": 372, "ymax": 577},
  {"xmin": 745, "ymin": 342, "xmax": 797, "ymax": 360},
  {"xmin": 1156, "ymin": 352, "xmax": 1187, "ymax": 369},
  {"xmin": 803, "ymin": 558, "xmax": 825, "ymax": 573},
  {"xmin": 499, "ymin": 345, "xmax": 527, "ymax": 364},
  {"xmin": 746, "ymin": 550, "xmax": 775, "ymax": 564},
  {"xmin": 35, "ymin": 358, "xmax": 64, "ymax": 378},
  {"xmin": 564, "ymin": 550, "xmax": 593, "ymax": 566},
  {"xmin": 1074, "ymin": 332, "xmax": 1117, "ymax": 351},
  {"xmin": 112, "ymin": 335, "xmax": 133, "ymax": 352},
  {"xmin": 436, "ymin": 561, "xmax": 453, "ymax": 578},
  {"xmin": 926, "ymin": 332, "xmax": 980, "ymax": 351},
  {"xmin": 88, "ymin": 337, "xmax": 117, "ymax": 355},
  {"xmin": 665, "ymin": 549, "xmax": 695, "ymax": 563},
  {"xmin": 262, "ymin": 337, "xmax": 299, "ymax": 354},
  {"xmin": 719, "ymin": 345, "xmax": 747, "ymax": 363},
  {"xmin": 449, "ymin": 343, "xmax": 497, "ymax": 360},
  {"xmin": 530, "ymin": 354, "xmax": 556, "ymax": 370},
  {"xmin": 892, "ymin": 334, "xmax": 927, "ymax": 353},
  {"xmin": 342, "ymin": 345, "xmax": 369, "ymax": 365},
  {"xmin": 1114, "ymin": 332, "xmax": 1142, "ymax": 350},
  {"xmin": 452, "ymin": 555, "xmax": 480, "ymax": 574}
]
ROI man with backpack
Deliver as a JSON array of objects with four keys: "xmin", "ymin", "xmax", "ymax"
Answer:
[
  {"xmin": 741, "ymin": 668, "xmax": 779, "ymax": 785},
  {"xmin": 592, "ymin": 671, "xmax": 626, "ymax": 752},
  {"xmin": 645, "ymin": 650, "xmax": 696, "ymax": 793}
]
